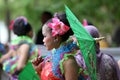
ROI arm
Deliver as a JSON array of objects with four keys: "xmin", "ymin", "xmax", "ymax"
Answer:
[
  {"xmin": 63, "ymin": 56, "xmax": 79, "ymax": 80},
  {"xmin": 0, "ymin": 49, "xmax": 16, "ymax": 63},
  {"xmin": 16, "ymin": 44, "xmax": 30, "ymax": 71}
]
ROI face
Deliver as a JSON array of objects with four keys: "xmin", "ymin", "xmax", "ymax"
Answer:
[
  {"xmin": 42, "ymin": 24, "xmax": 56, "ymax": 50},
  {"xmin": 26, "ymin": 30, "xmax": 33, "ymax": 38},
  {"xmin": 29, "ymin": 30, "xmax": 33, "ymax": 38}
]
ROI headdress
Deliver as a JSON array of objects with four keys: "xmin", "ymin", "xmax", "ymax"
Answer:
[
  {"xmin": 47, "ymin": 17, "xmax": 70, "ymax": 37},
  {"xmin": 9, "ymin": 20, "xmax": 14, "ymax": 30},
  {"xmin": 9, "ymin": 16, "xmax": 28, "ymax": 30}
]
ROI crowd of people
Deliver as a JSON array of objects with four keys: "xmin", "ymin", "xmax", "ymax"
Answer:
[{"xmin": 0, "ymin": 7, "xmax": 120, "ymax": 80}]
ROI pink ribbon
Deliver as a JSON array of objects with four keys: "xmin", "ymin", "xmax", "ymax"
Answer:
[{"xmin": 48, "ymin": 17, "xmax": 70, "ymax": 36}]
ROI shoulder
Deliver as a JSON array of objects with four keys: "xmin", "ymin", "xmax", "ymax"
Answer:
[
  {"xmin": 99, "ymin": 53, "xmax": 120, "ymax": 80},
  {"xmin": 18, "ymin": 44, "xmax": 30, "ymax": 53},
  {"xmin": 101, "ymin": 53, "xmax": 118, "ymax": 72},
  {"xmin": 63, "ymin": 56, "xmax": 78, "ymax": 69},
  {"xmin": 63, "ymin": 57, "xmax": 79, "ymax": 80},
  {"xmin": 102, "ymin": 53, "xmax": 115, "ymax": 64}
]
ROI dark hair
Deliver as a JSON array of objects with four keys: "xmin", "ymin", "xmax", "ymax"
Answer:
[
  {"xmin": 46, "ymin": 13, "xmax": 73, "ymax": 42},
  {"xmin": 13, "ymin": 17, "xmax": 32, "ymax": 36},
  {"xmin": 41, "ymin": 11, "xmax": 52, "ymax": 24}
]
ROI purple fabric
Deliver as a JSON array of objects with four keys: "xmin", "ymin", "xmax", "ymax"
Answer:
[
  {"xmin": 97, "ymin": 53, "xmax": 120, "ymax": 80},
  {"xmin": 75, "ymin": 50, "xmax": 86, "ymax": 69}
]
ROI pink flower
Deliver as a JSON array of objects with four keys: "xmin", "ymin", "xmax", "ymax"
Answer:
[
  {"xmin": 9, "ymin": 20, "xmax": 14, "ymax": 30},
  {"xmin": 48, "ymin": 17, "xmax": 70, "ymax": 36}
]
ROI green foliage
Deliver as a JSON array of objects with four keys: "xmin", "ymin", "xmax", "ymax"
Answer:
[{"xmin": 0, "ymin": 0, "xmax": 120, "ymax": 39}]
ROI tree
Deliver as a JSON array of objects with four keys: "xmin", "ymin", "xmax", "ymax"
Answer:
[{"xmin": 0, "ymin": 0, "xmax": 120, "ymax": 46}]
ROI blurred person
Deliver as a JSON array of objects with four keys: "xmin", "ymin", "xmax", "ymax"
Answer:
[
  {"xmin": 75, "ymin": 21, "xmax": 120, "ymax": 80},
  {"xmin": 112, "ymin": 26, "xmax": 120, "ymax": 47},
  {"xmin": 35, "ymin": 11, "xmax": 52, "ymax": 44},
  {"xmin": 0, "ymin": 16, "xmax": 40, "ymax": 79},
  {"xmin": 85, "ymin": 25, "xmax": 120, "ymax": 80}
]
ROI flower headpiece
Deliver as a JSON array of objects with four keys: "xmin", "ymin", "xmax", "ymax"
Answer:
[
  {"xmin": 9, "ymin": 20, "xmax": 14, "ymax": 30},
  {"xmin": 47, "ymin": 17, "xmax": 70, "ymax": 37},
  {"xmin": 9, "ymin": 16, "xmax": 27, "ymax": 30},
  {"xmin": 82, "ymin": 19, "xmax": 88, "ymax": 26}
]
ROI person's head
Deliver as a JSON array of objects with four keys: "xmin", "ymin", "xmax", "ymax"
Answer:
[
  {"xmin": 82, "ymin": 19, "xmax": 99, "ymax": 38},
  {"xmin": 41, "ymin": 11, "xmax": 52, "ymax": 24},
  {"xmin": 84, "ymin": 25, "xmax": 100, "ymax": 54},
  {"xmin": 84, "ymin": 25, "xmax": 99, "ymax": 38},
  {"xmin": 13, "ymin": 16, "xmax": 33, "ymax": 38},
  {"xmin": 42, "ymin": 13, "xmax": 73, "ymax": 50}
]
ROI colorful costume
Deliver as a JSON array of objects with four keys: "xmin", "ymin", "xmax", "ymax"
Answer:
[
  {"xmin": 3, "ymin": 36, "xmax": 40, "ymax": 75},
  {"xmin": 40, "ymin": 40, "xmax": 88, "ymax": 80}
]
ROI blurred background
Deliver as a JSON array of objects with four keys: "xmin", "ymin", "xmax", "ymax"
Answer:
[{"xmin": 0, "ymin": 0, "xmax": 120, "ymax": 48}]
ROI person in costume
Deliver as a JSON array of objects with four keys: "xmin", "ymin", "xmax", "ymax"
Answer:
[
  {"xmin": 32, "ymin": 13, "xmax": 88, "ymax": 80},
  {"xmin": 0, "ymin": 16, "xmax": 40, "ymax": 79},
  {"xmin": 75, "ymin": 20, "xmax": 120, "ymax": 80}
]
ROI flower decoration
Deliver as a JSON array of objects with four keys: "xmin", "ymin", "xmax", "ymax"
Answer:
[
  {"xmin": 82, "ymin": 19, "xmax": 88, "ymax": 27},
  {"xmin": 48, "ymin": 17, "xmax": 70, "ymax": 36},
  {"xmin": 9, "ymin": 20, "xmax": 14, "ymax": 30}
]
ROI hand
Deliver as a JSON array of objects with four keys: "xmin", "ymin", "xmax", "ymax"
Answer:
[
  {"xmin": 32, "ymin": 56, "xmax": 44, "ymax": 75},
  {"xmin": 32, "ymin": 56, "xmax": 44, "ymax": 66}
]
